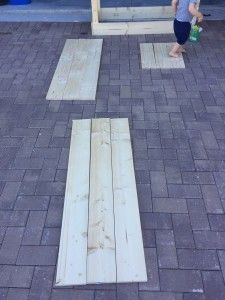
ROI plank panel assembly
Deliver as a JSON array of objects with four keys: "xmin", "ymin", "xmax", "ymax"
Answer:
[
  {"xmin": 140, "ymin": 43, "xmax": 185, "ymax": 69},
  {"xmin": 56, "ymin": 118, "xmax": 147, "ymax": 286},
  {"xmin": 46, "ymin": 39, "xmax": 103, "ymax": 101}
]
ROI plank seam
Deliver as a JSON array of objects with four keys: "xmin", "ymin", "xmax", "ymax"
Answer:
[
  {"xmin": 86, "ymin": 118, "xmax": 93, "ymax": 284},
  {"xmin": 152, "ymin": 43, "xmax": 157, "ymax": 68},
  {"xmin": 109, "ymin": 118, "xmax": 118, "ymax": 283}
]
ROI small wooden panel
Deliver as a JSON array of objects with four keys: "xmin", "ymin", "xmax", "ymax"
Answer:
[
  {"xmin": 140, "ymin": 43, "xmax": 185, "ymax": 69},
  {"xmin": 87, "ymin": 118, "xmax": 116, "ymax": 284},
  {"xmin": 46, "ymin": 39, "xmax": 103, "ymax": 101},
  {"xmin": 111, "ymin": 119, "xmax": 147, "ymax": 283},
  {"xmin": 154, "ymin": 43, "xmax": 185, "ymax": 69},
  {"xmin": 56, "ymin": 120, "xmax": 91, "ymax": 286},
  {"xmin": 100, "ymin": 6, "xmax": 173, "ymax": 22},
  {"xmin": 92, "ymin": 20, "xmax": 173, "ymax": 36}
]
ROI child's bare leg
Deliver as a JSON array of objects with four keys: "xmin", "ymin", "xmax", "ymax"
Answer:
[
  {"xmin": 179, "ymin": 46, "xmax": 186, "ymax": 53},
  {"xmin": 169, "ymin": 43, "xmax": 180, "ymax": 58}
]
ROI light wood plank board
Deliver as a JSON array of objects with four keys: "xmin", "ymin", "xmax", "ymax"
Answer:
[
  {"xmin": 140, "ymin": 43, "xmax": 185, "ymax": 69},
  {"xmin": 111, "ymin": 119, "xmax": 147, "ymax": 282},
  {"xmin": 56, "ymin": 118, "xmax": 147, "ymax": 286},
  {"xmin": 91, "ymin": 0, "xmax": 100, "ymax": 23},
  {"xmin": 56, "ymin": 119, "xmax": 91, "ymax": 286},
  {"xmin": 46, "ymin": 39, "xmax": 103, "ymax": 101},
  {"xmin": 140, "ymin": 43, "xmax": 156, "ymax": 69},
  {"xmin": 100, "ymin": 6, "xmax": 173, "ymax": 22},
  {"xmin": 87, "ymin": 118, "xmax": 117, "ymax": 284},
  {"xmin": 92, "ymin": 20, "xmax": 173, "ymax": 36}
]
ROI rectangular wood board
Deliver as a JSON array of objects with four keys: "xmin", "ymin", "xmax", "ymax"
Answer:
[
  {"xmin": 140, "ymin": 43, "xmax": 185, "ymax": 69},
  {"xmin": 46, "ymin": 39, "xmax": 103, "ymax": 101},
  {"xmin": 56, "ymin": 118, "xmax": 147, "ymax": 286},
  {"xmin": 92, "ymin": 21, "xmax": 173, "ymax": 35}
]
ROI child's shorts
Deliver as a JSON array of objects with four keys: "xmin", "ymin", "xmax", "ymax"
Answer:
[{"xmin": 174, "ymin": 18, "xmax": 191, "ymax": 45}]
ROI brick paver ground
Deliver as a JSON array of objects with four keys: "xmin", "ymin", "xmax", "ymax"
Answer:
[{"xmin": 0, "ymin": 21, "xmax": 225, "ymax": 299}]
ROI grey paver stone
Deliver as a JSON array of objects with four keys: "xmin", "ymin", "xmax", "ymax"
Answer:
[{"xmin": 160, "ymin": 269, "xmax": 203, "ymax": 293}]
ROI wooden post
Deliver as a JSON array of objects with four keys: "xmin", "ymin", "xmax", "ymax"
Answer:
[
  {"xmin": 91, "ymin": 2, "xmax": 177, "ymax": 36},
  {"xmin": 91, "ymin": 0, "xmax": 100, "ymax": 24}
]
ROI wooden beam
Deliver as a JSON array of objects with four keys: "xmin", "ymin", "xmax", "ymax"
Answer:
[
  {"xmin": 100, "ymin": 6, "xmax": 173, "ymax": 22},
  {"xmin": 111, "ymin": 118, "xmax": 147, "ymax": 282},
  {"xmin": 56, "ymin": 120, "xmax": 91, "ymax": 286},
  {"xmin": 92, "ymin": 20, "xmax": 173, "ymax": 36},
  {"xmin": 87, "ymin": 118, "xmax": 117, "ymax": 284},
  {"xmin": 91, "ymin": 0, "xmax": 100, "ymax": 23}
]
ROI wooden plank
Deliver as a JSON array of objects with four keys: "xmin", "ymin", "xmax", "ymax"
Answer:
[
  {"xmin": 154, "ymin": 43, "xmax": 185, "ymax": 69},
  {"xmin": 87, "ymin": 118, "xmax": 116, "ymax": 284},
  {"xmin": 100, "ymin": 6, "xmax": 173, "ymax": 22},
  {"xmin": 111, "ymin": 118, "xmax": 147, "ymax": 283},
  {"xmin": 63, "ymin": 39, "xmax": 102, "ymax": 100},
  {"xmin": 140, "ymin": 43, "xmax": 156, "ymax": 69},
  {"xmin": 92, "ymin": 20, "xmax": 173, "ymax": 35},
  {"xmin": 46, "ymin": 40, "xmax": 75, "ymax": 101},
  {"xmin": 47, "ymin": 39, "xmax": 103, "ymax": 101},
  {"xmin": 56, "ymin": 119, "xmax": 91, "ymax": 286},
  {"xmin": 91, "ymin": 0, "xmax": 100, "ymax": 23}
]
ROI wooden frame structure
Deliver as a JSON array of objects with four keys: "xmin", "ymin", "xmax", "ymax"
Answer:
[
  {"xmin": 91, "ymin": 0, "xmax": 174, "ymax": 35},
  {"xmin": 91, "ymin": 0, "xmax": 201, "ymax": 36}
]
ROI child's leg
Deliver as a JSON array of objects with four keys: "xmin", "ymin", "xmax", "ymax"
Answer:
[
  {"xmin": 169, "ymin": 43, "xmax": 181, "ymax": 58},
  {"xmin": 171, "ymin": 19, "xmax": 191, "ymax": 57},
  {"xmin": 179, "ymin": 46, "xmax": 186, "ymax": 53}
]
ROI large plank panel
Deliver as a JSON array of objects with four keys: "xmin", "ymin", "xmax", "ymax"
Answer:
[
  {"xmin": 56, "ymin": 119, "xmax": 91, "ymax": 286},
  {"xmin": 111, "ymin": 119, "xmax": 147, "ymax": 283},
  {"xmin": 87, "ymin": 118, "xmax": 117, "ymax": 284},
  {"xmin": 46, "ymin": 39, "xmax": 103, "ymax": 101},
  {"xmin": 56, "ymin": 118, "xmax": 147, "ymax": 286}
]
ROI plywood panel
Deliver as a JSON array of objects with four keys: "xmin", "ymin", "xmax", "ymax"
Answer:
[
  {"xmin": 87, "ymin": 118, "xmax": 116, "ymax": 284},
  {"xmin": 56, "ymin": 119, "xmax": 91, "ymax": 286},
  {"xmin": 111, "ymin": 118, "xmax": 147, "ymax": 283},
  {"xmin": 47, "ymin": 39, "xmax": 103, "ymax": 101}
]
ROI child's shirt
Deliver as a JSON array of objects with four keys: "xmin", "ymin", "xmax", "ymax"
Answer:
[{"xmin": 176, "ymin": 0, "xmax": 197, "ymax": 23}]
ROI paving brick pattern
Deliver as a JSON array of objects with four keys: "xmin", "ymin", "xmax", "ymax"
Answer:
[{"xmin": 0, "ymin": 21, "xmax": 225, "ymax": 299}]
